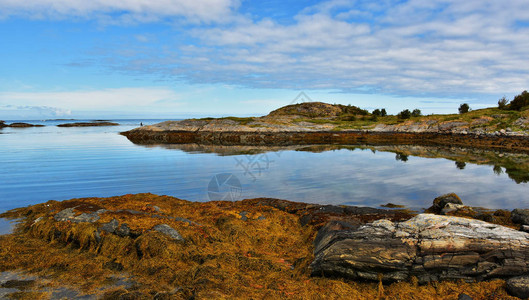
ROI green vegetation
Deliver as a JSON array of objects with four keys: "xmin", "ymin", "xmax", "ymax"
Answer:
[
  {"xmin": 197, "ymin": 116, "xmax": 255, "ymax": 125},
  {"xmin": 372, "ymin": 108, "xmax": 387, "ymax": 117},
  {"xmin": 411, "ymin": 109, "xmax": 422, "ymax": 117},
  {"xmin": 509, "ymin": 90, "xmax": 529, "ymax": 111},
  {"xmin": 498, "ymin": 97, "xmax": 509, "ymax": 110},
  {"xmin": 497, "ymin": 90, "xmax": 529, "ymax": 111},
  {"xmin": 459, "ymin": 103, "xmax": 470, "ymax": 114},
  {"xmin": 336, "ymin": 104, "xmax": 369, "ymax": 116},
  {"xmin": 221, "ymin": 116, "xmax": 255, "ymax": 125},
  {"xmin": 398, "ymin": 109, "xmax": 411, "ymax": 119}
]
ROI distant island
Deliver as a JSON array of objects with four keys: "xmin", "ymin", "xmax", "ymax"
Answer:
[
  {"xmin": 57, "ymin": 121, "xmax": 119, "ymax": 127},
  {"xmin": 0, "ymin": 121, "xmax": 44, "ymax": 128},
  {"xmin": 122, "ymin": 91, "xmax": 529, "ymax": 152}
]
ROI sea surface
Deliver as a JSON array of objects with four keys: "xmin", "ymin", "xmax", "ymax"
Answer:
[{"xmin": 1, "ymin": 118, "xmax": 528, "ymax": 233}]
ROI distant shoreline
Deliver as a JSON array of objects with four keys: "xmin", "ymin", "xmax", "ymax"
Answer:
[{"xmin": 121, "ymin": 101, "xmax": 529, "ymax": 152}]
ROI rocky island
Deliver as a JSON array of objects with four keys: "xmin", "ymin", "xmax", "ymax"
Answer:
[
  {"xmin": 121, "ymin": 100, "xmax": 529, "ymax": 152},
  {"xmin": 0, "ymin": 121, "xmax": 44, "ymax": 128}
]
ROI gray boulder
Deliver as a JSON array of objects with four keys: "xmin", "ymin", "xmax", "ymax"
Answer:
[
  {"xmin": 54, "ymin": 208, "xmax": 76, "ymax": 222},
  {"xmin": 153, "ymin": 224, "xmax": 184, "ymax": 241},
  {"xmin": 54, "ymin": 208, "xmax": 105, "ymax": 223},
  {"xmin": 507, "ymin": 275, "xmax": 529, "ymax": 299},
  {"xmin": 100, "ymin": 219, "xmax": 119, "ymax": 234},
  {"xmin": 458, "ymin": 293, "xmax": 473, "ymax": 300},
  {"xmin": 512, "ymin": 209, "xmax": 529, "ymax": 226},
  {"xmin": 311, "ymin": 214, "xmax": 529, "ymax": 283},
  {"xmin": 115, "ymin": 223, "xmax": 131, "ymax": 237}
]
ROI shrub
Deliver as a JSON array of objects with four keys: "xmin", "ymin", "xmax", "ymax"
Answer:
[
  {"xmin": 338, "ymin": 104, "xmax": 369, "ymax": 115},
  {"xmin": 459, "ymin": 103, "xmax": 470, "ymax": 114},
  {"xmin": 395, "ymin": 153, "xmax": 409, "ymax": 162},
  {"xmin": 498, "ymin": 97, "xmax": 509, "ymax": 110},
  {"xmin": 411, "ymin": 109, "xmax": 422, "ymax": 117},
  {"xmin": 508, "ymin": 90, "xmax": 529, "ymax": 111},
  {"xmin": 372, "ymin": 108, "xmax": 387, "ymax": 117},
  {"xmin": 398, "ymin": 109, "xmax": 411, "ymax": 119},
  {"xmin": 455, "ymin": 161, "xmax": 466, "ymax": 170}
]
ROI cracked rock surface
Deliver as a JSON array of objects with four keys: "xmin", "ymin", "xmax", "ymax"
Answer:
[{"xmin": 311, "ymin": 214, "xmax": 529, "ymax": 283}]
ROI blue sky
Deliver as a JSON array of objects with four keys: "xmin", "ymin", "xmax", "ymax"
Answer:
[{"xmin": 1, "ymin": 0, "xmax": 528, "ymax": 119}]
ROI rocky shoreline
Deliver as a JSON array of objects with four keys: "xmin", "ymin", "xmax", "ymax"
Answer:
[
  {"xmin": 1, "ymin": 193, "xmax": 529, "ymax": 299},
  {"xmin": 122, "ymin": 129, "xmax": 529, "ymax": 152},
  {"xmin": 120, "ymin": 102, "xmax": 529, "ymax": 152}
]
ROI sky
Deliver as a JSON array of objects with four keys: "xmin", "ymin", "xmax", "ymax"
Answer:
[{"xmin": 1, "ymin": 0, "xmax": 528, "ymax": 119}]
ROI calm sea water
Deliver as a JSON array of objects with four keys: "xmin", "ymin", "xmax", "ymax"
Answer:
[{"xmin": 1, "ymin": 119, "xmax": 528, "ymax": 232}]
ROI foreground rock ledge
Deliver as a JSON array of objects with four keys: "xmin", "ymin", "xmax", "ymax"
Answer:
[{"xmin": 311, "ymin": 214, "xmax": 529, "ymax": 283}]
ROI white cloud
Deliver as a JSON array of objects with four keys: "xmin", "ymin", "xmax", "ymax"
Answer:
[
  {"xmin": 0, "ymin": 0, "xmax": 240, "ymax": 23},
  {"xmin": 95, "ymin": 0, "xmax": 529, "ymax": 98},
  {"xmin": 0, "ymin": 87, "xmax": 181, "ymax": 111},
  {"xmin": 0, "ymin": 104, "xmax": 71, "ymax": 117}
]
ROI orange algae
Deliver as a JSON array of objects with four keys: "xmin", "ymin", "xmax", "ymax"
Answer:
[{"xmin": 0, "ymin": 193, "xmax": 519, "ymax": 299}]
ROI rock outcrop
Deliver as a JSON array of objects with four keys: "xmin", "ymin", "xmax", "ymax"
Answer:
[
  {"xmin": 430, "ymin": 193, "xmax": 463, "ymax": 213},
  {"xmin": 49, "ymin": 205, "xmax": 188, "ymax": 241},
  {"xmin": 506, "ymin": 275, "xmax": 529, "ymax": 299},
  {"xmin": 512, "ymin": 209, "xmax": 529, "ymax": 226},
  {"xmin": 311, "ymin": 214, "xmax": 529, "ymax": 283}
]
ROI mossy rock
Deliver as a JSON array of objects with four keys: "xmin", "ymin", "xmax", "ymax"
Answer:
[{"xmin": 430, "ymin": 193, "xmax": 463, "ymax": 213}]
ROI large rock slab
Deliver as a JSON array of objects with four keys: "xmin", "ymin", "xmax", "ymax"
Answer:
[{"xmin": 311, "ymin": 214, "xmax": 529, "ymax": 283}]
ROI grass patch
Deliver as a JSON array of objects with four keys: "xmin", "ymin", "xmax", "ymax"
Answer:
[{"xmin": 220, "ymin": 117, "xmax": 255, "ymax": 125}]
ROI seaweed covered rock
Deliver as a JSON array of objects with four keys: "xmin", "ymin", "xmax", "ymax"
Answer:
[
  {"xmin": 0, "ymin": 194, "xmax": 523, "ymax": 299},
  {"xmin": 429, "ymin": 193, "xmax": 463, "ymax": 213},
  {"xmin": 311, "ymin": 214, "xmax": 529, "ymax": 283},
  {"xmin": 152, "ymin": 224, "xmax": 184, "ymax": 241},
  {"xmin": 512, "ymin": 209, "xmax": 529, "ymax": 226},
  {"xmin": 54, "ymin": 207, "xmax": 105, "ymax": 223}
]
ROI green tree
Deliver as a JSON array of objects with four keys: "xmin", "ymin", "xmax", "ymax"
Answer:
[
  {"xmin": 380, "ymin": 108, "xmax": 387, "ymax": 116},
  {"xmin": 498, "ymin": 96, "xmax": 509, "ymax": 110},
  {"xmin": 395, "ymin": 153, "xmax": 409, "ymax": 162},
  {"xmin": 411, "ymin": 109, "xmax": 422, "ymax": 117},
  {"xmin": 493, "ymin": 165, "xmax": 503, "ymax": 175},
  {"xmin": 398, "ymin": 109, "xmax": 411, "ymax": 119},
  {"xmin": 372, "ymin": 109, "xmax": 381, "ymax": 116},
  {"xmin": 509, "ymin": 90, "xmax": 529, "ymax": 111},
  {"xmin": 455, "ymin": 161, "xmax": 466, "ymax": 170},
  {"xmin": 459, "ymin": 103, "xmax": 470, "ymax": 114}
]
